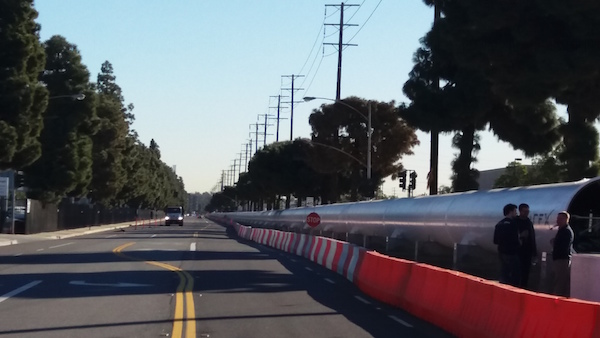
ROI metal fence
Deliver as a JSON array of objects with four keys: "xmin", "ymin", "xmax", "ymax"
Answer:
[{"xmin": 9, "ymin": 199, "xmax": 165, "ymax": 234}]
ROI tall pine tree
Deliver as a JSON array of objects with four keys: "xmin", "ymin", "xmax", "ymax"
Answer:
[
  {"xmin": 430, "ymin": 0, "xmax": 600, "ymax": 180},
  {"xmin": 89, "ymin": 61, "xmax": 129, "ymax": 206},
  {"xmin": 0, "ymin": 1, "xmax": 48, "ymax": 169},
  {"xmin": 25, "ymin": 35, "xmax": 97, "ymax": 203}
]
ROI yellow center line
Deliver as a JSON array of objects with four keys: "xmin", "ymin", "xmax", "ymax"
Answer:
[
  {"xmin": 113, "ymin": 242, "xmax": 196, "ymax": 338},
  {"xmin": 184, "ymin": 270, "xmax": 196, "ymax": 336}
]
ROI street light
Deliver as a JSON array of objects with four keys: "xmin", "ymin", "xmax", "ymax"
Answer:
[
  {"xmin": 303, "ymin": 139, "xmax": 367, "ymax": 168},
  {"xmin": 49, "ymin": 93, "xmax": 85, "ymax": 101},
  {"xmin": 303, "ymin": 96, "xmax": 372, "ymax": 179}
]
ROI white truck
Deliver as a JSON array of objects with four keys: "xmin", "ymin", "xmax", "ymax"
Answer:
[{"xmin": 164, "ymin": 206, "xmax": 184, "ymax": 226}]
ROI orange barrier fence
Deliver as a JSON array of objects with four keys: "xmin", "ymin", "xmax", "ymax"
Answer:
[
  {"xmin": 208, "ymin": 215, "xmax": 600, "ymax": 338},
  {"xmin": 355, "ymin": 251, "xmax": 413, "ymax": 308},
  {"xmin": 352, "ymin": 248, "xmax": 600, "ymax": 338}
]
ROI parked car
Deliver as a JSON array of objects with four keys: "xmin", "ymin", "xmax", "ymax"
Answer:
[{"xmin": 3, "ymin": 206, "xmax": 26, "ymax": 232}]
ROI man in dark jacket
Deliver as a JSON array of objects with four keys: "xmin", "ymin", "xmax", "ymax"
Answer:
[
  {"xmin": 516, "ymin": 203, "xmax": 537, "ymax": 289},
  {"xmin": 493, "ymin": 204, "xmax": 520, "ymax": 286},
  {"xmin": 552, "ymin": 211, "xmax": 575, "ymax": 297}
]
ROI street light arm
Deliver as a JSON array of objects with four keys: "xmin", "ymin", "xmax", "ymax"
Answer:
[
  {"xmin": 303, "ymin": 96, "xmax": 368, "ymax": 121},
  {"xmin": 302, "ymin": 138, "xmax": 367, "ymax": 168},
  {"xmin": 49, "ymin": 93, "xmax": 86, "ymax": 101}
]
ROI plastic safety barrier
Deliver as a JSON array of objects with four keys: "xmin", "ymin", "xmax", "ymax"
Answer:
[{"xmin": 213, "ymin": 218, "xmax": 600, "ymax": 338}]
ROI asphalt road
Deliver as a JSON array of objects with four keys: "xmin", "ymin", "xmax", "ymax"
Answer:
[{"xmin": 0, "ymin": 217, "xmax": 454, "ymax": 338}]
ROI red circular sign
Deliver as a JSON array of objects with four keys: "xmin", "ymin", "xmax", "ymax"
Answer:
[{"xmin": 306, "ymin": 212, "xmax": 321, "ymax": 228}]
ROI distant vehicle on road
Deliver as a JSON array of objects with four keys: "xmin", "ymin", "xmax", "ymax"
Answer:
[
  {"xmin": 3, "ymin": 206, "xmax": 26, "ymax": 232},
  {"xmin": 164, "ymin": 206, "xmax": 184, "ymax": 226}
]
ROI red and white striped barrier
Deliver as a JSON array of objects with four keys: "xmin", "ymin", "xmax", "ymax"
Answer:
[{"xmin": 230, "ymin": 224, "xmax": 364, "ymax": 283}]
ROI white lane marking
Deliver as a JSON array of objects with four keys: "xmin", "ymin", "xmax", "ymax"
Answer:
[
  {"xmin": 36, "ymin": 249, "xmax": 44, "ymax": 252},
  {"xmin": 106, "ymin": 234, "xmax": 117, "ymax": 238},
  {"xmin": 151, "ymin": 234, "xmax": 157, "ymax": 238},
  {"xmin": 49, "ymin": 242, "xmax": 74, "ymax": 249},
  {"xmin": 389, "ymin": 315, "xmax": 414, "ymax": 328},
  {"xmin": 13, "ymin": 253, "xmax": 22, "ymax": 257},
  {"xmin": 305, "ymin": 267, "xmax": 313, "ymax": 272},
  {"xmin": 190, "ymin": 243, "xmax": 196, "ymax": 251},
  {"xmin": 0, "ymin": 281, "xmax": 43, "ymax": 304},
  {"xmin": 324, "ymin": 278, "xmax": 335, "ymax": 284},
  {"xmin": 355, "ymin": 296, "xmax": 370, "ymax": 304}
]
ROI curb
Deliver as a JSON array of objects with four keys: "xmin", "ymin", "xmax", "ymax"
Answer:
[
  {"xmin": 0, "ymin": 223, "xmax": 134, "ymax": 242},
  {"xmin": 52, "ymin": 224, "xmax": 133, "ymax": 239},
  {"xmin": 0, "ymin": 239, "xmax": 18, "ymax": 247}
]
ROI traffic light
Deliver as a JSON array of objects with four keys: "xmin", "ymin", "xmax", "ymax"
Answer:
[
  {"xmin": 399, "ymin": 170, "xmax": 407, "ymax": 190},
  {"xmin": 409, "ymin": 171, "xmax": 417, "ymax": 190}
]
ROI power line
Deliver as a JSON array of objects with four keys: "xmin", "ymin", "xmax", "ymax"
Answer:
[
  {"xmin": 347, "ymin": 0, "xmax": 383, "ymax": 44},
  {"xmin": 220, "ymin": 2, "xmax": 365, "ymax": 187},
  {"xmin": 345, "ymin": 0, "xmax": 366, "ymax": 23},
  {"xmin": 297, "ymin": 12, "xmax": 326, "ymax": 76},
  {"xmin": 303, "ymin": 54, "xmax": 326, "ymax": 95}
]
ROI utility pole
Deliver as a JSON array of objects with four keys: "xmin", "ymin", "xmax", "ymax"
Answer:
[
  {"xmin": 270, "ymin": 95, "xmax": 288, "ymax": 142},
  {"xmin": 244, "ymin": 141, "xmax": 251, "ymax": 172},
  {"xmin": 232, "ymin": 159, "xmax": 237, "ymax": 185},
  {"xmin": 429, "ymin": 1, "xmax": 440, "ymax": 195},
  {"xmin": 250, "ymin": 123, "xmax": 265, "ymax": 154},
  {"xmin": 258, "ymin": 113, "xmax": 274, "ymax": 146},
  {"xmin": 282, "ymin": 75, "xmax": 304, "ymax": 140},
  {"xmin": 325, "ymin": 2, "xmax": 358, "ymax": 100},
  {"xmin": 221, "ymin": 170, "xmax": 225, "ymax": 191},
  {"xmin": 238, "ymin": 153, "xmax": 243, "ymax": 180}
]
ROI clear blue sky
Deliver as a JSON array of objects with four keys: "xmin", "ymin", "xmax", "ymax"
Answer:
[{"xmin": 35, "ymin": 0, "xmax": 534, "ymax": 196}]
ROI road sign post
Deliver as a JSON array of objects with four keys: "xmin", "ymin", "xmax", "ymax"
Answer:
[{"xmin": 306, "ymin": 212, "xmax": 321, "ymax": 228}]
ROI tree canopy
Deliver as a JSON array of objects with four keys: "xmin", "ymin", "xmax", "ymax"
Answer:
[
  {"xmin": 428, "ymin": 0, "xmax": 600, "ymax": 180},
  {"xmin": 25, "ymin": 35, "xmax": 97, "ymax": 203},
  {"xmin": 207, "ymin": 98, "xmax": 419, "ymax": 211},
  {"xmin": 401, "ymin": 8, "xmax": 562, "ymax": 192},
  {"xmin": 309, "ymin": 97, "xmax": 419, "ymax": 201},
  {"xmin": 88, "ymin": 61, "xmax": 130, "ymax": 206},
  {"xmin": 494, "ymin": 151, "xmax": 567, "ymax": 188},
  {"xmin": 0, "ymin": 0, "xmax": 48, "ymax": 169}
]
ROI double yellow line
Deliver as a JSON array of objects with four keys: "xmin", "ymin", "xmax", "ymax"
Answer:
[{"xmin": 113, "ymin": 242, "xmax": 196, "ymax": 338}]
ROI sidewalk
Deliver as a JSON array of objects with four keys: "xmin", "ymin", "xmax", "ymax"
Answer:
[{"xmin": 0, "ymin": 220, "xmax": 158, "ymax": 247}]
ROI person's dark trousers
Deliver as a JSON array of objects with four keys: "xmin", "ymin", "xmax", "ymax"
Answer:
[
  {"xmin": 499, "ymin": 253, "xmax": 521, "ymax": 287},
  {"xmin": 519, "ymin": 253, "xmax": 533, "ymax": 289},
  {"xmin": 553, "ymin": 259, "xmax": 571, "ymax": 297}
]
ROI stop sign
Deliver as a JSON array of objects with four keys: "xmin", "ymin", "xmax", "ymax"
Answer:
[{"xmin": 306, "ymin": 212, "xmax": 321, "ymax": 228}]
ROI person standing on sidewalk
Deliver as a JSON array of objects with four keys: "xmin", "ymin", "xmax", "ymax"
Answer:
[
  {"xmin": 516, "ymin": 203, "xmax": 537, "ymax": 289},
  {"xmin": 551, "ymin": 211, "xmax": 575, "ymax": 297},
  {"xmin": 494, "ymin": 204, "xmax": 521, "ymax": 286}
]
